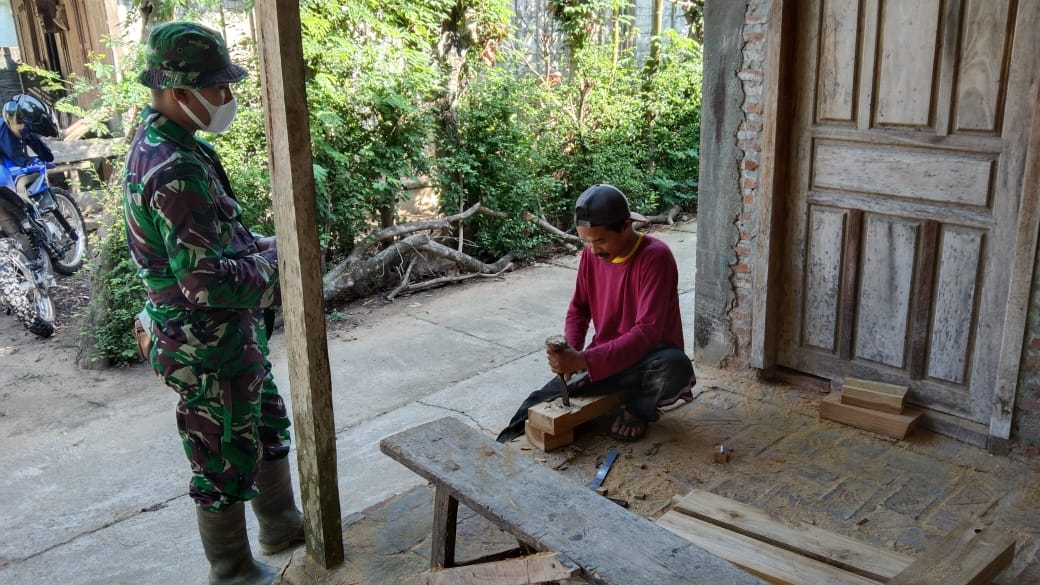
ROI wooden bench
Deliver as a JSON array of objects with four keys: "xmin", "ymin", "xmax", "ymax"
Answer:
[
  {"xmin": 657, "ymin": 489, "xmax": 1016, "ymax": 585},
  {"xmin": 380, "ymin": 416, "xmax": 770, "ymax": 585}
]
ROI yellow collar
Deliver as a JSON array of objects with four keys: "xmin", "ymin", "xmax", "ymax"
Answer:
[{"xmin": 612, "ymin": 233, "xmax": 645, "ymax": 264}]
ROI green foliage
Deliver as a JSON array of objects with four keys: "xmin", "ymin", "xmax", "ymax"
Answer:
[
  {"xmin": 548, "ymin": 0, "xmax": 623, "ymax": 52},
  {"xmin": 81, "ymin": 202, "xmax": 150, "ymax": 366},
  {"xmin": 300, "ymin": 0, "xmax": 444, "ymax": 256},
  {"xmin": 434, "ymin": 28, "xmax": 701, "ymax": 257},
  {"xmin": 62, "ymin": 1, "xmax": 702, "ymax": 365},
  {"xmin": 436, "ymin": 68, "xmax": 563, "ymax": 259},
  {"xmin": 644, "ymin": 31, "xmax": 702, "ymax": 209}
]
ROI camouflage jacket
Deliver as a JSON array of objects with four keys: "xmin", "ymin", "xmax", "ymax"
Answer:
[{"xmin": 123, "ymin": 107, "xmax": 278, "ymax": 328}]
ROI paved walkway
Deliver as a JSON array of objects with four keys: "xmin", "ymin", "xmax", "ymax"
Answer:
[{"xmin": 3, "ymin": 220, "xmax": 1038, "ymax": 584}]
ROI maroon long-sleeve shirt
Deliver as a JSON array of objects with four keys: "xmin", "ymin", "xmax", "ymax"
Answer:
[{"xmin": 564, "ymin": 234, "xmax": 685, "ymax": 381}]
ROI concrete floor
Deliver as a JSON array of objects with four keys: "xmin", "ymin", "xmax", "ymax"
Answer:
[
  {"xmin": 282, "ymin": 364, "xmax": 1040, "ymax": 584},
  {"xmin": 3, "ymin": 220, "xmax": 1039, "ymax": 584}
]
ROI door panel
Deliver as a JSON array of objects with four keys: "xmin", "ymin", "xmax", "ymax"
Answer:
[
  {"xmin": 854, "ymin": 215, "xmax": 917, "ymax": 368},
  {"xmin": 875, "ymin": 0, "xmax": 942, "ymax": 128},
  {"xmin": 928, "ymin": 227, "xmax": 983, "ymax": 383},
  {"xmin": 954, "ymin": 0, "xmax": 1013, "ymax": 134},
  {"xmin": 778, "ymin": 0, "xmax": 1036, "ymax": 424}
]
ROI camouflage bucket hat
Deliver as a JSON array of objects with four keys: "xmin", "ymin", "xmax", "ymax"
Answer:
[{"xmin": 138, "ymin": 21, "xmax": 247, "ymax": 89}]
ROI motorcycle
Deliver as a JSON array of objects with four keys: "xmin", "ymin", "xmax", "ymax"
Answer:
[{"xmin": 0, "ymin": 94, "xmax": 87, "ymax": 338}]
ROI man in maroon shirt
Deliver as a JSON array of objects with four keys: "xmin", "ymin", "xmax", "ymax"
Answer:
[{"xmin": 497, "ymin": 184, "xmax": 694, "ymax": 442}]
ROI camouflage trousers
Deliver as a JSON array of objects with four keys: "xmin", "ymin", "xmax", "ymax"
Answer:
[{"xmin": 150, "ymin": 309, "xmax": 291, "ymax": 512}]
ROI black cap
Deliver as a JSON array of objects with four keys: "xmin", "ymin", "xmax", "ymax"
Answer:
[{"xmin": 574, "ymin": 184, "xmax": 648, "ymax": 227}]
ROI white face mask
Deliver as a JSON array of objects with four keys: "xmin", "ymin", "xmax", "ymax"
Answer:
[{"xmin": 178, "ymin": 87, "xmax": 237, "ymax": 133}]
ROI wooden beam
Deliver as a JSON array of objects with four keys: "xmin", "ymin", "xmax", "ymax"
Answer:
[
  {"xmin": 422, "ymin": 552, "xmax": 578, "ymax": 585},
  {"xmin": 840, "ymin": 377, "xmax": 908, "ymax": 414},
  {"xmin": 886, "ymin": 521, "xmax": 1016, "ymax": 585},
  {"xmin": 255, "ymin": 0, "xmax": 343, "ymax": 568},
  {"xmin": 657, "ymin": 511, "xmax": 881, "ymax": 585},
  {"xmin": 671, "ymin": 490, "xmax": 912, "ymax": 581},
  {"xmin": 837, "ymin": 209, "xmax": 863, "ymax": 361},
  {"xmin": 524, "ymin": 420, "xmax": 574, "ymax": 452},
  {"xmin": 526, "ymin": 393, "xmax": 621, "ymax": 435},
  {"xmin": 751, "ymin": 0, "xmax": 798, "ymax": 369},
  {"xmin": 989, "ymin": 0, "xmax": 1040, "ymax": 449},
  {"xmin": 819, "ymin": 392, "xmax": 921, "ymax": 439}
]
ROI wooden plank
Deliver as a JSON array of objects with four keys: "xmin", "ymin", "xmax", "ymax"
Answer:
[
  {"xmin": 954, "ymin": 0, "xmax": 1013, "ymax": 134},
  {"xmin": 656, "ymin": 511, "xmax": 881, "ymax": 585},
  {"xmin": 812, "ymin": 143, "xmax": 994, "ymax": 206},
  {"xmin": 837, "ymin": 208, "xmax": 862, "ymax": 361},
  {"xmin": 819, "ymin": 392, "xmax": 922, "ymax": 439},
  {"xmin": 908, "ymin": 221, "xmax": 939, "ymax": 381},
  {"xmin": 989, "ymin": 0, "xmax": 1040, "ymax": 447},
  {"xmin": 840, "ymin": 377, "xmax": 908, "ymax": 414},
  {"xmin": 856, "ymin": 0, "xmax": 879, "ymax": 130},
  {"xmin": 380, "ymin": 417, "xmax": 769, "ymax": 585},
  {"xmin": 670, "ymin": 490, "xmax": 912, "ymax": 581},
  {"xmin": 926, "ymin": 227, "xmax": 982, "ymax": 384},
  {"xmin": 875, "ymin": 0, "xmax": 941, "ymax": 128},
  {"xmin": 750, "ymin": 0, "xmax": 796, "ymax": 369},
  {"xmin": 886, "ymin": 521, "xmax": 1016, "ymax": 585},
  {"xmin": 526, "ymin": 393, "xmax": 621, "ymax": 435},
  {"xmin": 524, "ymin": 420, "xmax": 573, "ymax": 452},
  {"xmin": 854, "ymin": 216, "xmax": 917, "ymax": 368},
  {"xmin": 255, "ymin": 0, "xmax": 343, "ymax": 568},
  {"xmin": 804, "ymin": 206, "xmax": 846, "ymax": 352},
  {"xmin": 422, "ymin": 552, "xmax": 578, "ymax": 585},
  {"xmin": 932, "ymin": 0, "xmax": 961, "ymax": 136},
  {"xmin": 815, "ymin": 0, "xmax": 860, "ymax": 124}
]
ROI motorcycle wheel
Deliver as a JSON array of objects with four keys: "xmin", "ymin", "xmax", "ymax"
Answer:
[
  {"xmin": 0, "ymin": 244, "xmax": 55, "ymax": 338},
  {"xmin": 45, "ymin": 188, "xmax": 87, "ymax": 275}
]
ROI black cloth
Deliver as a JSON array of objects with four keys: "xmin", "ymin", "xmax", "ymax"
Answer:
[
  {"xmin": 496, "ymin": 374, "xmax": 605, "ymax": 442},
  {"xmin": 496, "ymin": 344, "xmax": 693, "ymax": 442}
]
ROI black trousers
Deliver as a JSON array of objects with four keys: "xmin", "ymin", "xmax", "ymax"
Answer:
[{"xmin": 496, "ymin": 344, "xmax": 693, "ymax": 442}]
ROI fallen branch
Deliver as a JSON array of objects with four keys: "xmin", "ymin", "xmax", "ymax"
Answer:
[
  {"xmin": 398, "ymin": 263, "xmax": 513, "ymax": 295},
  {"xmin": 323, "ymin": 203, "xmax": 575, "ymax": 303},
  {"xmin": 524, "ymin": 211, "xmax": 580, "ymax": 250},
  {"xmin": 386, "ymin": 256, "xmax": 418, "ymax": 301},
  {"xmin": 642, "ymin": 205, "xmax": 681, "ymax": 225}
]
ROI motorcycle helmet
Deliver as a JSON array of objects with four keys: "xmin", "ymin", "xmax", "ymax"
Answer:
[{"xmin": 2, "ymin": 94, "xmax": 59, "ymax": 139}]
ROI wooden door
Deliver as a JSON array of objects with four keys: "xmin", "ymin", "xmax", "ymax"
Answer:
[{"xmin": 778, "ymin": 0, "xmax": 1040, "ymax": 425}]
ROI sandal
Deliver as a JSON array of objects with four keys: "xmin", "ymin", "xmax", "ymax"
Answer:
[{"xmin": 609, "ymin": 409, "xmax": 648, "ymax": 442}]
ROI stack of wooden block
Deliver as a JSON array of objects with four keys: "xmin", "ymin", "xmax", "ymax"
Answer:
[
  {"xmin": 525, "ymin": 393, "xmax": 621, "ymax": 451},
  {"xmin": 819, "ymin": 377, "xmax": 923, "ymax": 439}
]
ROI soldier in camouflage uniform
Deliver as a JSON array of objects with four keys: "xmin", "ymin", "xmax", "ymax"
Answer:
[{"xmin": 124, "ymin": 22, "xmax": 302, "ymax": 585}]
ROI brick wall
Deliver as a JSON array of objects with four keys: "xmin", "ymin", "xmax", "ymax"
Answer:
[{"xmin": 721, "ymin": 0, "xmax": 769, "ymax": 369}]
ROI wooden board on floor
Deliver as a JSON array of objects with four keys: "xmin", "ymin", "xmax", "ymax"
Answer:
[
  {"xmin": 421, "ymin": 552, "xmax": 578, "ymax": 585},
  {"xmin": 819, "ymin": 392, "xmax": 922, "ymax": 439},
  {"xmin": 886, "ymin": 521, "xmax": 1016, "ymax": 585},
  {"xmin": 841, "ymin": 377, "xmax": 908, "ymax": 414},
  {"xmin": 670, "ymin": 490, "xmax": 912, "ymax": 581},
  {"xmin": 656, "ymin": 510, "xmax": 881, "ymax": 585},
  {"xmin": 661, "ymin": 490, "xmax": 1017, "ymax": 585},
  {"xmin": 526, "ymin": 393, "xmax": 621, "ymax": 435}
]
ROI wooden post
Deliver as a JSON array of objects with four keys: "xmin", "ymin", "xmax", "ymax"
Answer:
[{"xmin": 254, "ymin": 0, "xmax": 343, "ymax": 568}]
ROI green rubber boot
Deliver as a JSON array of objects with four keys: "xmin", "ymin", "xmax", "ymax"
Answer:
[
  {"xmin": 252, "ymin": 457, "xmax": 305, "ymax": 555},
  {"xmin": 196, "ymin": 503, "xmax": 277, "ymax": 585}
]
